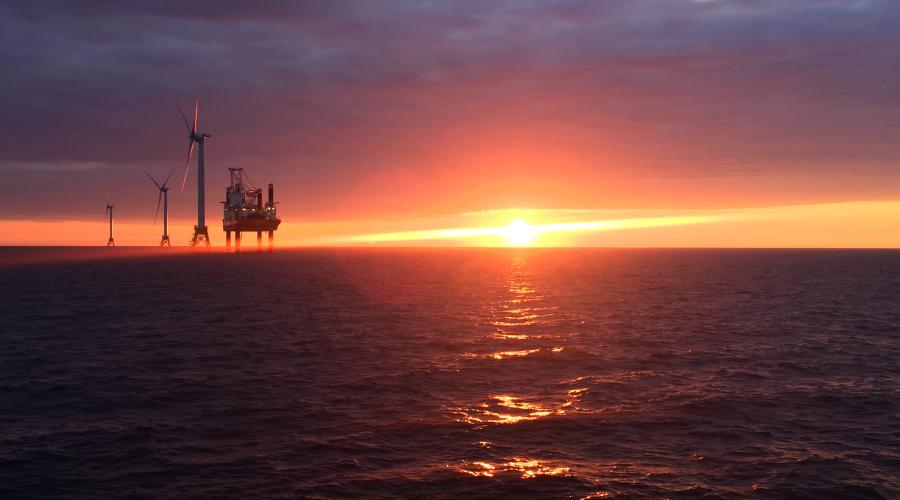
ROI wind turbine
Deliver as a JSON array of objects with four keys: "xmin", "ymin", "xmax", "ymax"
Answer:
[
  {"xmin": 178, "ymin": 98, "xmax": 212, "ymax": 248},
  {"xmin": 145, "ymin": 169, "xmax": 173, "ymax": 247},
  {"xmin": 105, "ymin": 194, "xmax": 115, "ymax": 246}
]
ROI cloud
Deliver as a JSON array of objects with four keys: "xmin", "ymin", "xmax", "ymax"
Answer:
[
  {"xmin": 1, "ymin": 0, "xmax": 899, "ymax": 221},
  {"xmin": 0, "ymin": 161, "xmax": 112, "ymax": 172}
]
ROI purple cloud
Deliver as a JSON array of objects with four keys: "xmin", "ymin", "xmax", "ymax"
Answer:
[{"xmin": 1, "ymin": 0, "xmax": 899, "ymax": 221}]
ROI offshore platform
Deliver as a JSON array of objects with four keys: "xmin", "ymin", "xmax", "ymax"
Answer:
[{"xmin": 222, "ymin": 168, "xmax": 281, "ymax": 253}]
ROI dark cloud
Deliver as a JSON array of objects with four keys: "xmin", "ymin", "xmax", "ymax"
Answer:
[{"xmin": 1, "ymin": 0, "xmax": 899, "ymax": 220}]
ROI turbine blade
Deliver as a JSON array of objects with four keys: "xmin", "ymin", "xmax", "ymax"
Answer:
[
  {"xmin": 177, "ymin": 106, "xmax": 191, "ymax": 133},
  {"xmin": 145, "ymin": 170, "xmax": 161, "ymax": 189},
  {"xmin": 193, "ymin": 98, "xmax": 199, "ymax": 135},
  {"xmin": 180, "ymin": 139, "xmax": 195, "ymax": 193},
  {"xmin": 162, "ymin": 167, "xmax": 174, "ymax": 188},
  {"xmin": 154, "ymin": 191, "xmax": 162, "ymax": 226}
]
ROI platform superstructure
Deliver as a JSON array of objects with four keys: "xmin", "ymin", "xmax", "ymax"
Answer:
[{"xmin": 222, "ymin": 168, "xmax": 281, "ymax": 252}]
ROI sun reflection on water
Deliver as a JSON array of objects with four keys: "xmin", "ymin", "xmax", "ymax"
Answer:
[
  {"xmin": 489, "ymin": 333, "xmax": 530, "ymax": 340},
  {"xmin": 449, "ymin": 387, "xmax": 589, "ymax": 425},
  {"xmin": 488, "ymin": 349, "xmax": 540, "ymax": 360},
  {"xmin": 580, "ymin": 492, "xmax": 612, "ymax": 499},
  {"xmin": 463, "ymin": 347, "xmax": 565, "ymax": 360},
  {"xmin": 450, "ymin": 255, "xmax": 588, "ymax": 482},
  {"xmin": 483, "ymin": 258, "xmax": 559, "ymax": 336},
  {"xmin": 456, "ymin": 457, "xmax": 571, "ymax": 479}
]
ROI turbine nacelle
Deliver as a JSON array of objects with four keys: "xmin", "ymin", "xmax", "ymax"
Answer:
[{"xmin": 189, "ymin": 132, "xmax": 211, "ymax": 143}]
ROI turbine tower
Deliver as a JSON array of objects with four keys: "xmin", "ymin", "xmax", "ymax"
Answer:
[
  {"xmin": 105, "ymin": 194, "xmax": 115, "ymax": 246},
  {"xmin": 178, "ymin": 99, "xmax": 212, "ymax": 248},
  {"xmin": 145, "ymin": 169, "xmax": 173, "ymax": 247}
]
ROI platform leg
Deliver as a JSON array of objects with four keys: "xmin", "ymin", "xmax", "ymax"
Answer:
[
  {"xmin": 268, "ymin": 230, "xmax": 274, "ymax": 253},
  {"xmin": 235, "ymin": 231, "xmax": 241, "ymax": 254},
  {"xmin": 226, "ymin": 231, "xmax": 231, "ymax": 251},
  {"xmin": 257, "ymin": 231, "xmax": 262, "ymax": 253}
]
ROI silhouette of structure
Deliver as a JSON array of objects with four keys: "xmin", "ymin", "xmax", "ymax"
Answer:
[
  {"xmin": 105, "ymin": 195, "xmax": 115, "ymax": 246},
  {"xmin": 222, "ymin": 168, "xmax": 281, "ymax": 253},
  {"xmin": 178, "ymin": 99, "xmax": 212, "ymax": 249},
  {"xmin": 145, "ymin": 169, "xmax": 173, "ymax": 247}
]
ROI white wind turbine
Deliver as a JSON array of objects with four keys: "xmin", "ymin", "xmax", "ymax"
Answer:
[{"xmin": 178, "ymin": 98, "xmax": 212, "ymax": 248}]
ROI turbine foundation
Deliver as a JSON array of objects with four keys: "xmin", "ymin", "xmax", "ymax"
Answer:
[{"xmin": 191, "ymin": 225, "xmax": 211, "ymax": 249}]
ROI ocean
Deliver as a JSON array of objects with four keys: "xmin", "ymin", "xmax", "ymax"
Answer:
[{"xmin": 1, "ymin": 248, "xmax": 898, "ymax": 499}]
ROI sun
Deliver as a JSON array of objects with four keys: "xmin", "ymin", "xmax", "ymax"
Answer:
[{"xmin": 501, "ymin": 219, "xmax": 539, "ymax": 247}]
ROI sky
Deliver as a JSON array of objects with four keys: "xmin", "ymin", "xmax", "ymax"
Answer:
[{"xmin": 2, "ymin": 0, "xmax": 900, "ymax": 246}]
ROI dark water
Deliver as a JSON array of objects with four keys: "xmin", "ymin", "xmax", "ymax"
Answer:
[{"xmin": 1, "ymin": 248, "xmax": 898, "ymax": 499}]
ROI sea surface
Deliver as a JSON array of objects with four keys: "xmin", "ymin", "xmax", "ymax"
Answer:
[{"xmin": 1, "ymin": 248, "xmax": 898, "ymax": 499}]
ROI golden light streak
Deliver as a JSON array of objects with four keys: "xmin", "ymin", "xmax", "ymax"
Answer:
[{"xmin": 339, "ymin": 214, "xmax": 726, "ymax": 246}]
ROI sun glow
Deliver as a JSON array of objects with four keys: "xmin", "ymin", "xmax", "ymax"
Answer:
[
  {"xmin": 501, "ymin": 219, "xmax": 539, "ymax": 246},
  {"xmin": 337, "ymin": 213, "xmax": 727, "ymax": 247}
]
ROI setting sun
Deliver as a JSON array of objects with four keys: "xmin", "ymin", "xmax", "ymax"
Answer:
[{"xmin": 501, "ymin": 219, "xmax": 539, "ymax": 247}]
